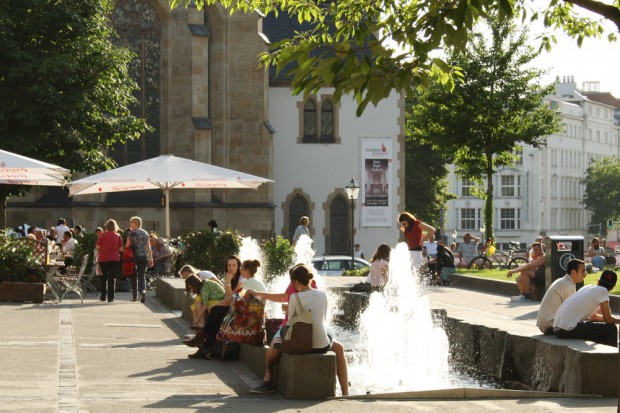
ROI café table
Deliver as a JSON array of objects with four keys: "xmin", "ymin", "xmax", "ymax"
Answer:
[{"xmin": 44, "ymin": 260, "xmax": 65, "ymax": 302}]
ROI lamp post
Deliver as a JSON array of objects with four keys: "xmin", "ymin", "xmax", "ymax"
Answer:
[
  {"xmin": 451, "ymin": 230, "xmax": 457, "ymax": 243},
  {"xmin": 345, "ymin": 177, "xmax": 360, "ymax": 271}
]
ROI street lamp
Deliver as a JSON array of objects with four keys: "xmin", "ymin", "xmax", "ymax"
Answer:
[
  {"xmin": 451, "ymin": 230, "xmax": 457, "ymax": 243},
  {"xmin": 345, "ymin": 177, "xmax": 360, "ymax": 271}
]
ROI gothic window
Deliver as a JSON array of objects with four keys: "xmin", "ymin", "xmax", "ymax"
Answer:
[
  {"xmin": 110, "ymin": 0, "xmax": 161, "ymax": 166},
  {"xmin": 328, "ymin": 196, "xmax": 350, "ymax": 255},
  {"xmin": 303, "ymin": 100, "xmax": 317, "ymax": 140},
  {"xmin": 320, "ymin": 100, "xmax": 334, "ymax": 139},
  {"xmin": 288, "ymin": 195, "xmax": 309, "ymax": 241}
]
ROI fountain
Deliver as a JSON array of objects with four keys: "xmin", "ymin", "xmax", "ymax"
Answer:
[
  {"xmin": 240, "ymin": 236, "xmax": 487, "ymax": 396},
  {"xmin": 347, "ymin": 242, "xmax": 451, "ymax": 394}
]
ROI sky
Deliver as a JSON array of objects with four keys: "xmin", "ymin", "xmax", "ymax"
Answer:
[{"xmin": 532, "ymin": 31, "xmax": 620, "ymax": 97}]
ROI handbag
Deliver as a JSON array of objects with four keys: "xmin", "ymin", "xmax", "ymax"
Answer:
[
  {"xmin": 217, "ymin": 293, "xmax": 265, "ymax": 345},
  {"xmin": 280, "ymin": 293, "xmax": 313, "ymax": 354},
  {"xmin": 121, "ymin": 246, "xmax": 135, "ymax": 277}
]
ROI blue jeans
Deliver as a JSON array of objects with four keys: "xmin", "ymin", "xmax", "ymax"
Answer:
[
  {"xmin": 591, "ymin": 256, "xmax": 606, "ymax": 270},
  {"xmin": 130, "ymin": 255, "xmax": 148, "ymax": 298}
]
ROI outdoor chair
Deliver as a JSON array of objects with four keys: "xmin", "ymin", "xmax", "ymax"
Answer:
[
  {"xmin": 57, "ymin": 254, "xmax": 88, "ymax": 303},
  {"xmin": 80, "ymin": 250, "xmax": 99, "ymax": 296}
]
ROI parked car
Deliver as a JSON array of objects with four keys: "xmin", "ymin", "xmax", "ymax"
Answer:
[{"xmin": 311, "ymin": 255, "xmax": 370, "ymax": 276}]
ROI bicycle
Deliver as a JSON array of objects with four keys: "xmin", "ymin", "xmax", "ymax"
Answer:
[{"xmin": 467, "ymin": 241, "xmax": 529, "ymax": 271}]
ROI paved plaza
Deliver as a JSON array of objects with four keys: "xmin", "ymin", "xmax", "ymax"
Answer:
[{"xmin": 0, "ymin": 288, "xmax": 617, "ymax": 412}]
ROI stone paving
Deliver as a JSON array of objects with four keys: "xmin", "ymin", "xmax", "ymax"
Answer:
[{"xmin": 0, "ymin": 288, "xmax": 617, "ymax": 412}]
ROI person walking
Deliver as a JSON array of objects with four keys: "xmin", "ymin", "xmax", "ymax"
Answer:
[
  {"xmin": 292, "ymin": 216, "xmax": 310, "ymax": 245},
  {"xmin": 96, "ymin": 219, "xmax": 123, "ymax": 302},
  {"xmin": 125, "ymin": 216, "xmax": 153, "ymax": 303}
]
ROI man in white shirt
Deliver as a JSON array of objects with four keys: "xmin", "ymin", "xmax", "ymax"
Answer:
[
  {"xmin": 536, "ymin": 259, "xmax": 585, "ymax": 334},
  {"xmin": 553, "ymin": 270, "xmax": 619, "ymax": 347},
  {"xmin": 55, "ymin": 218, "xmax": 70, "ymax": 245}
]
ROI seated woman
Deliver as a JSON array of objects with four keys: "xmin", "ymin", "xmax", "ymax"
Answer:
[
  {"xmin": 588, "ymin": 237, "xmax": 606, "ymax": 271},
  {"xmin": 184, "ymin": 274, "xmax": 225, "ymax": 334},
  {"xmin": 366, "ymin": 244, "xmax": 390, "ymax": 290},
  {"xmin": 184, "ymin": 256, "xmax": 247, "ymax": 357},
  {"xmin": 179, "ymin": 264, "xmax": 223, "ymax": 329},
  {"xmin": 249, "ymin": 263, "xmax": 349, "ymax": 396}
]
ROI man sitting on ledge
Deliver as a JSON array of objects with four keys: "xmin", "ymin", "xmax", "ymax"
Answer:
[
  {"xmin": 553, "ymin": 269, "xmax": 619, "ymax": 347},
  {"xmin": 506, "ymin": 242, "xmax": 545, "ymax": 300},
  {"xmin": 536, "ymin": 259, "xmax": 585, "ymax": 334}
]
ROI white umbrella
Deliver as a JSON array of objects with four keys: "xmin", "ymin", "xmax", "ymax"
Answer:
[
  {"xmin": 0, "ymin": 149, "xmax": 69, "ymax": 186},
  {"xmin": 68, "ymin": 154, "xmax": 273, "ymax": 236}
]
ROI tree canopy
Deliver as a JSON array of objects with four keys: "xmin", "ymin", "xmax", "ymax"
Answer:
[
  {"xmin": 0, "ymin": 0, "xmax": 150, "ymax": 226},
  {"xmin": 582, "ymin": 156, "xmax": 620, "ymax": 227},
  {"xmin": 171, "ymin": 0, "xmax": 619, "ymax": 115},
  {"xmin": 407, "ymin": 18, "xmax": 562, "ymax": 241}
]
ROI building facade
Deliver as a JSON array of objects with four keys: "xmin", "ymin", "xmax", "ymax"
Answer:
[
  {"xmin": 7, "ymin": 0, "xmax": 405, "ymax": 253},
  {"xmin": 445, "ymin": 77, "xmax": 620, "ymax": 249}
]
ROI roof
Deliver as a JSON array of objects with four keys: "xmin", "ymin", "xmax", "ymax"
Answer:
[
  {"xmin": 261, "ymin": 11, "xmax": 375, "ymax": 85},
  {"xmin": 583, "ymin": 92, "xmax": 620, "ymax": 109}
]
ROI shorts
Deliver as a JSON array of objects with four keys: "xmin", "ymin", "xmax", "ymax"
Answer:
[{"xmin": 532, "ymin": 266, "xmax": 545, "ymax": 286}]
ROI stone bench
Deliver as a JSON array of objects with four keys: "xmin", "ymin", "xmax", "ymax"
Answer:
[
  {"xmin": 240, "ymin": 344, "xmax": 337, "ymax": 399},
  {"xmin": 156, "ymin": 277, "xmax": 337, "ymax": 398}
]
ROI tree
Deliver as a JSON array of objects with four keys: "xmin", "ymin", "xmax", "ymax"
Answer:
[
  {"xmin": 404, "ymin": 137, "xmax": 454, "ymax": 237},
  {"xmin": 0, "ymin": 0, "xmax": 150, "ymax": 228},
  {"xmin": 582, "ymin": 156, "xmax": 620, "ymax": 228},
  {"xmin": 407, "ymin": 18, "xmax": 562, "ymax": 242},
  {"xmin": 171, "ymin": 0, "xmax": 619, "ymax": 115}
]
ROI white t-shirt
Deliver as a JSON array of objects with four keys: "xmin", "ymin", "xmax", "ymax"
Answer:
[
  {"xmin": 423, "ymin": 240, "xmax": 438, "ymax": 257},
  {"xmin": 55, "ymin": 224, "xmax": 70, "ymax": 244},
  {"xmin": 553, "ymin": 285, "xmax": 610, "ymax": 331},
  {"xmin": 288, "ymin": 289, "xmax": 330, "ymax": 349},
  {"xmin": 197, "ymin": 270, "xmax": 216, "ymax": 281},
  {"xmin": 536, "ymin": 274, "xmax": 576, "ymax": 332},
  {"xmin": 62, "ymin": 238, "xmax": 77, "ymax": 255},
  {"xmin": 456, "ymin": 241, "xmax": 478, "ymax": 263}
]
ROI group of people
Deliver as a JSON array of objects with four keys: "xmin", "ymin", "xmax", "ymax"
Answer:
[
  {"xmin": 536, "ymin": 259, "xmax": 619, "ymax": 346},
  {"xmin": 180, "ymin": 257, "xmax": 349, "ymax": 396}
]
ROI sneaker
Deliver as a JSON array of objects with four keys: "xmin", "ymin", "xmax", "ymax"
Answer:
[
  {"xmin": 250, "ymin": 381, "xmax": 276, "ymax": 394},
  {"xmin": 140, "ymin": 292, "xmax": 146, "ymax": 303}
]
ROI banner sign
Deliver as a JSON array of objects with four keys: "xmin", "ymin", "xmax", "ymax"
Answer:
[{"xmin": 361, "ymin": 137, "xmax": 393, "ymax": 226}]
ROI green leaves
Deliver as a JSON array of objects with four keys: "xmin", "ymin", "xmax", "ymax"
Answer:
[{"xmin": 582, "ymin": 156, "xmax": 620, "ymax": 226}]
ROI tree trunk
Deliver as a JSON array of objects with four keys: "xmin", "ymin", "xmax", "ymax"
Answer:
[{"xmin": 484, "ymin": 151, "xmax": 494, "ymax": 242}]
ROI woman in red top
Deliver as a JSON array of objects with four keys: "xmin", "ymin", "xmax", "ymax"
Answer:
[
  {"xmin": 398, "ymin": 212, "xmax": 436, "ymax": 270},
  {"xmin": 96, "ymin": 219, "xmax": 124, "ymax": 302}
]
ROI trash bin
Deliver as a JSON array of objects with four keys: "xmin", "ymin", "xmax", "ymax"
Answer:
[{"xmin": 546, "ymin": 235, "xmax": 584, "ymax": 289}]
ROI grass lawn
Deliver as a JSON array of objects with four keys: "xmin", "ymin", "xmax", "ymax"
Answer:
[{"xmin": 456, "ymin": 267, "xmax": 620, "ymax": 295}]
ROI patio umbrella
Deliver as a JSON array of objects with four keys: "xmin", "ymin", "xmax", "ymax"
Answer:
[
  {"xmin": 0, "ymin": 149, "xmax": 70, "ymax": 186},
  {"xmin": 68, "ymin": 154, "xmax": 273, "ymax": 236}
]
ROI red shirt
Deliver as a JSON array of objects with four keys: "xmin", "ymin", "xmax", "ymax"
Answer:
[
  {"xmin": 404, "ymin": 220, "xmax": 423, "ymax": 251},
  {"xmin": 96, "ymin": 231, "xmax": 123, "ymax": 262}
]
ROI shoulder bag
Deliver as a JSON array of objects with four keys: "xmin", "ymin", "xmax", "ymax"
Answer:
[{"xmin": 280, "ymin": 293, "xmax": 313, "ymax": 354}]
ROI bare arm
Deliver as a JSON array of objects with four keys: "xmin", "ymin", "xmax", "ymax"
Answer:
[
  {"xmin": 507, "ymin": 255, "xmax": 545, "ymax": 278},
  {"xmin": 592, "ymin": 301, "xmax": 620, "ymax": 324},
  {"xmin": 247, "ymin": 290, "xmax": 288, "ymax": 303},
  {"xmin": 419, "ymin": 222, "xmax": 436, "ymax": 241}
]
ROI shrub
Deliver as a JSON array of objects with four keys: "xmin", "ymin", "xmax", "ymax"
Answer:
[
  {"xmin": 261, "ymin": 236, "xmax": 295, "ymax": 284},
  {"xmin": 73, "ymin": 233, "xmax": 99, "ymax": 274},
  {"xmin": 181, "ymin": 230, "xmax": 241, "ymax": 276},
  {"xmin": 0, "ymin": 232, "xmax": 44, "ymax": 282}
]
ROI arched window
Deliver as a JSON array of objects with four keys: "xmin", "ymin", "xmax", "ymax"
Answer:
[
  {"xmin": 328, "ymin": 195, "xmax": 350, "ymax": 255},
  {"xmin": 320, "ymin": 100, "xmax": 333, "ymax": 138},
  {"xmin": 288, "ymin": 195, "xmax": 309, "ymax": 241},
  {"xmin": 303, "ymin": 100, "xmax": 317, "ymax": 139},
  {"xmin": 110, "ymin": 0, "xmax": 161, "ymax": 166}
]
